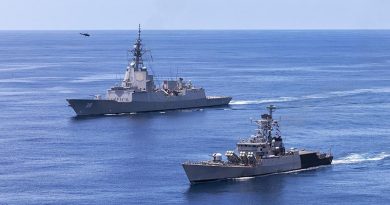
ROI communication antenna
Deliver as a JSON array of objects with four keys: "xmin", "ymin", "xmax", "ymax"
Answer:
[
  {"xmin": 267, "ymin": 104, "xmax": 277, "ymax": 118},
  {"xmin": 138, "ymin": 24, "xmax": 141, "ymax": 39}
]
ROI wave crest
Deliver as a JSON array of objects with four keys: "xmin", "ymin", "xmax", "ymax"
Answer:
[
  {"xmin": 230, "ymin": 97, "xmax": 298, "ymax": 105},
  {"xmin": 333, "ymin": 152, "xmax": 389, "ymax": 165},
  {"xmin": 230, "ymin": 87, "xmax": 390, "ymax": 105}
]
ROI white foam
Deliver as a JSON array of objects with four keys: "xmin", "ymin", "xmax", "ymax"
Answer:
[
  {"xmin": 0, "ymin": 89, "xmax": 39, "ymax": 96},
  {"xmin": 0, "ymin": 86, "xmax": 73, "ymax": 96},
  {"xmin": 327, "ymin": 62, "xmax": 387, "ymax": 69},
  {"xmin": 0, "ymin": 77, "xmax": 65, "ymax": 83},
  {"xmin": 0, "ymin": 63, "xmax": 59, "ymax": 72},
  {"xmin": 45, "ymin": 86, "xmax": 74, "ymax": 94},
  {"xmin": 0, "ymin": 78, "xmax": 34, "ymax": 83},
  {"xmin": 230, "ymin": 166, "xmax": 324, "ymax": 182},
  {"xmin": 333, "ymin": 152, "xmax": 390, "ymax": 165},
  {"xmin": 330, "ymin": 88, "xmax": 390, "ymax": 96},
  {"xmin": 233, "ymin": 176, "xmax": 255, "ymax": 181},
  {"xmin": 230, "ymin": 97, "xmax": 298, "ymax": 105},
  {"xmin": 71, "ymin": 74, "xmax": 117, "ymax": 83},
  {"xmin": 230, "ymin": 87, "xmax": 390, "ymax": 105},
  {"xmin": 302, "ymin": 87, "xmax": 390, "ymax": 100},
  {"xmin": 237, "ymin": 62, "xmax": 389, "ymax": 73}
]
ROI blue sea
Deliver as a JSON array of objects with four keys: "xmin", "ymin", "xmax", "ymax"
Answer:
[{"xmin": 0, "ymin": 30, "xmax": 389, "ymax": 204}]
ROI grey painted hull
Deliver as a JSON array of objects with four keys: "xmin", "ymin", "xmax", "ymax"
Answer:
[
  {"xmin": 67, "ymin": 96, "xmax": 232, "ymax": 116},
  {"xmin": 183, "ymin": 152, "xmax": 333, "ymax": 183}
]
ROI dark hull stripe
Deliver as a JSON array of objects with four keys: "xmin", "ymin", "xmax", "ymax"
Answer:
[{"xmin": 299, "ymin": 153, "xmax": 333, "ymax": 169}]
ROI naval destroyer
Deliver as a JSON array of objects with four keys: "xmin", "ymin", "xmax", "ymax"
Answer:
[
  {"xmin": 183, "ymin": 105, "xmax": 333, "ymax": 183},
  {"xmin": 67, "ymin": 25, "xmax": 231, "ymax": 116}
]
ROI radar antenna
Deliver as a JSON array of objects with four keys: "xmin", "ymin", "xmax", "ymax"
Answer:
[
  {"xmin": 131, "ymin": 24, "xmax": 144, "ymax": 71},
  {"xmin": 267, "ymin": 105, "xmax": 277, "ymax": 118},
  {"xmin": 138, "ymin": 24, "xmax": 141, "ymax": 40}
]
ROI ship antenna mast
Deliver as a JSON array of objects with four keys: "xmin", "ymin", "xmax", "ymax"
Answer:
[
  {"xmin": 132, "ymin": 24, "xmax": 144, "ymax": 71},
  {"xmin": 263, "ymin": 105, "xmax": 276, "ymax": 141},
  {"xmin": 267, "ymin": 104, "xmax": 276, "ymax": 118},
  {"xmin": 138, "ymin": 24, "xmax": 141, "ymax": 40}
]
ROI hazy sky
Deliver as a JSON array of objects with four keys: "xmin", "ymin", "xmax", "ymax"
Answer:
[{"xmin": 0, "ymin": 0, "xmax": 389, "ymax": 30}]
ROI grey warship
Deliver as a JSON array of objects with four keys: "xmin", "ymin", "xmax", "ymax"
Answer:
[
  {"xmin": 67, "ymin": 25, "xmax": 231, "ymax": 116},
  {"xmin": 182, "ymin": 105, "xmax": 333, "ymax": 183}
]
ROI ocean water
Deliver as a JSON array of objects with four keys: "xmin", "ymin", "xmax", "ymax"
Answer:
[{"xmin": 0, "ymin": 30, "xmax": 389, "ymax": 204}]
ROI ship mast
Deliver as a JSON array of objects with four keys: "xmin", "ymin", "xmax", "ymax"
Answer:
[
  {"xmin": 256, "ymin": 105, "xmax": 277, "ymax": 142},
  {"xmin": 132, "ymin": 24, "xmax": 144, "ymax": 71},
  {"xmin": 267, "ymin": 104, "xmax": 276, "ymax": 118},
  {"xmin": 122, "ymin": 24, "xmax": 146, "ymax": 88}
]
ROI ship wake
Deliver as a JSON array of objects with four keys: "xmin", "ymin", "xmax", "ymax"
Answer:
[
  {"xmin": 332, "ymin": 152, "xmax": 390, "ymax": 165},
  {"xmin": 230, "ymin": 97, "xmax": 297, "ymax": 105},
  {"xmin": 230, "ymin": 87, "xmax": 390, "ymax": 105}
]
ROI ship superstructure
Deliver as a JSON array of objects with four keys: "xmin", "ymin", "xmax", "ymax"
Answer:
[
  {"xmin": 67, "ymin": 25, "xmax": 231, "ymax": 115},
  {"xmin": 182, "ymin": 105, "xmax": 333, "ymax": 183}
]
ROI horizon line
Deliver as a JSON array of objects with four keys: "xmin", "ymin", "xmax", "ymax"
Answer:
[{"xmin": 1, "ymin": 28, "xmax": 390, "ymax": 31}]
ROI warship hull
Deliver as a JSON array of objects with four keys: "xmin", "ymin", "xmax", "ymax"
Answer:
[
  {"xmin": 183, "ymin": 151, "xmax": 333, "ymax": 183},
  {"xmin": 67, "ymin": 96, "xmax": 232, "ymax": 116}
]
